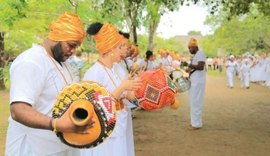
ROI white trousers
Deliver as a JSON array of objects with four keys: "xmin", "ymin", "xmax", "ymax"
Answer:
[
  {"xmin": 241, "ymin": 73, "xmax": 250, "ymax": 87},
  {"xmin": 226, "ymin": 70, "xmax": 234, "ymax": 87},
  {"xmin": 266, "ymin": 72, "xmax": 270, "ymax": 87},
  {"xmin": 188, "ymin": 81, "xmax": 206, "ymax": 128}
]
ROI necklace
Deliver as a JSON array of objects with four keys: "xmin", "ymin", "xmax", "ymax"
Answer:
[
  {"xmin": 97, "ymin": 60, "xmax": 122, "ymax": 88},
  {"xmin": 41, "ymin": 45, "xmax": 74, "ymax": 85}
]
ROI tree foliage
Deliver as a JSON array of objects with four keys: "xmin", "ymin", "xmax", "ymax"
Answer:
[{"xmin": 201, "ymin": 10, "xmax": 270, "ymax": 56}]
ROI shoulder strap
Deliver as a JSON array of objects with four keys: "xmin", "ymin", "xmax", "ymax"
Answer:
[{"xmin": 189, "ymin": 69, "xmax": 196, "ymax": 78}]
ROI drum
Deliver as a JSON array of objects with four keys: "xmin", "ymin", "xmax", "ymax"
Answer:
[
  {"xmin": 172, "ymin": 69, "xmax": 190, "ymax": 93},
  {"xmin": 52, "ymin": 81, "xmax": 117, "ymax": 148},
  {"xmin": 175, "ymin": 77, "xmax": 191, "ymax": 93},
  {"xmin": 172, "ymin": 70, "xmax": 182, "ymax": 80},
  {"xmin": 135, "ymin": 69, "xmax": 180, "ymax": 111}
]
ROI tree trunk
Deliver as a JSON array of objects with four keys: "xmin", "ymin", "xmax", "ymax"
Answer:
[
  {"xmin": 147, "ymin": 21, "xmax": 158, "ymax": 51},
  {"xmin": 0, "ymin": 32, "xmax": 5, "ymax": 90},
  {"xmin": 132, "ymin": 25, "xmax": 138, "ymax": 45}
]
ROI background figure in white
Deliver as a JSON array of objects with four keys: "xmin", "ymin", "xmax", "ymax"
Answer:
[
  {"xmin": 265, "ymin": 53, "xmax": 270, "ymax": 87},
  {"xmin": 67, "ymin": 51, "xmax": 84, "ymax": 82},
  {"xmin": 206, "ymin": 57, "xmax": 213, "ymax": 71},
  {"xmin": 160, "ymin": 50, "xmax": 174, "ymax": 74},
  {"xmin": 257, "ymin": 54, "xmax": 267, "ymax": 84},
  {"xmin": 240, "ymin": 59, "xmax": 251, "ymax": 89},
  {"xmin": 186, "ymin": 38, "xmax": 206, "ymax": 129},
  {"xmin": 226, "ymin": 55, "xmax": 237, "ymax": 88},
  {"xmin": 249, "ymin": 56, "xmax": 257, "ymax": 82},
  {"xmin": 143, "ymin": 50, "xmax": 158, "ymax": 71},
  {"xmin": 217, "ymin": 57, "xmax": 224, "ymax": 72}
]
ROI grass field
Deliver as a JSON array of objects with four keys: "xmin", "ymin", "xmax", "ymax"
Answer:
[{"xmin": 0, "ymin": 90, "xmax": 9, "ymax": 156}]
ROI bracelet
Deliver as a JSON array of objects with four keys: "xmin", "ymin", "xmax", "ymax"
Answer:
[
  {"xmin": 52, "ymin": 118, "xmax": 57, "ymax": 133},
  {"xmin": 49, "ymin": 118, "xmax": 53, "ymax": 131}
]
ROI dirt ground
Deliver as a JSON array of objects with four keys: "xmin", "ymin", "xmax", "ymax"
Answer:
[
  {"xmin": 133, "ymin": 74, "xmax": 270, "ymax": 156},
  {"xmin": 1, "ymin": 74, "xmax": 270, "ymax": 156}
]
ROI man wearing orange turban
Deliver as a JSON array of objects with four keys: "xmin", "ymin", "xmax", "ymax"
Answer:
[
  {"xmin": 5, "ymin": 11, "xmax": 90, "ymax": 156},
  {"xmin": 186, "ymin": 38, "xmax": 206, "ymax": 130}
]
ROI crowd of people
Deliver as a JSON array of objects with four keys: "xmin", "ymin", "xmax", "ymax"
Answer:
[
  {"xmin": 5, "ymin": 11, "xmax": 207, "ymax": 156},
  {"xmin": 8, "ymin": 10, "xmax": 270, "ymax": 156},
  {"xmin": 225, "ymin": 53, "xmax": 270, "ymax": 89}
]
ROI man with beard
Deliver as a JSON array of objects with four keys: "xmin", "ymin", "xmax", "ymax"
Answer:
[
  {"xmin": 5, "ymin": 12, "xmax": 94, "ymax": 156},
  {"xmin": 186, "ymin": 38, "xmax": 206, "ymax": 130}
]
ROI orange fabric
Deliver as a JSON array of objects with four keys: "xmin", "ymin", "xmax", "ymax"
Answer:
[
  {"xmin": 188, "ymin": 38, "xmax": 198, "ymax": 47},
  {"xmin": 93, "ymin": 23, "xmax": 124, "ymax": 54},
  {"xmin": 159, "ymin": 49, "xmax": 166, "ymax": 55},
  {"xmin": 48, "ymin": 11, "xmax": 85, "ymax": 43},
  {"xmin": 135, "ymin": 69, "xmax": 177, "ymax": 111}
]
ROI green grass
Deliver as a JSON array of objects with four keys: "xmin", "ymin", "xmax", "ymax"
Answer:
[{"xmin": 0, "ymin": 90, "xmax": 10, "ymax": 156}]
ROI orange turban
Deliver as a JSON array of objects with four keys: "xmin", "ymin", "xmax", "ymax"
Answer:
[
  {"xmin": 93, "ymin": 23, "xmax": 124, "ymax": 54},
  {"xmin": 188, "ymin": 38, "xmax": 198, "ymax": 47},
  {"xmin": 48, "ymin": 11, "xmax": 85, "ymax": 43},
  {"xmin": 159, "ymin": 49, "xmax": 166, "ymax": 55}
]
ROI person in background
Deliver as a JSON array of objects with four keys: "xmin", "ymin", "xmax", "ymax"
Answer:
[
  {"xmin": 265, "ymin": 52, "xmax": 270, "ymax": 88},
  {"xmin": 226, "ymin": 55, "xmax": 237, "ymax": 88},
  {"xmin": 186, "ymin": 38, "xmax": 206, "ymax": 130},
  {"xmin": 5, "ymin": 11, "xmax": 93, "ymax": 156},
  {"xmin": 240, "ymin": 58, "xmax": 251, "ymax": 89}
]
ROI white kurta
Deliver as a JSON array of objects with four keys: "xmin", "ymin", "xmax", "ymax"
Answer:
[
  {"xmin": 161, "ymin": 55, "xmax": 174, "ymax": 73},
  {"xmin": 81, "ymin": 62, "xmax": 134, "ymax": 156},
  {"xmin": 189, "ymin": 50, "xmax": 206, "ymax": 128},
  {"xmin": 6, "ymin": 44, "xmax": 79, "ymax": 156},
  {"xmin": 226, "ymin": 60, "xmax": 237, "ymax": 87},
  {"xmin": 257, "ymin": 59, "xmax": 267, "ymax": 82},
  {"xmin": 240, "ymin": 63, "xmax": 251, "ymax": 88},
  {"xmin": 265, "ymin": 57, "xmax": 270, "ymax": 87}
]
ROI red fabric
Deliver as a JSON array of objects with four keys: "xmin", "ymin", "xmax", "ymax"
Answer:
[{"xmin": 135, "ymin": 69, "xmax": 177, "ymax": 111}]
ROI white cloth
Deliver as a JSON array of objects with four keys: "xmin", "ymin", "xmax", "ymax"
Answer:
[
  {"xmin": 190, "ymin": 51, "xmax": 206, "ymax": 83},
  {"xmin": 81, "ymin": 62, "xmax": 134, "ymax": 156},
  {"xmin": 189, "ymin": 50, "xmax": 206, "ymax": 128},
  {"xmin": 266, "ymin": 57, "xmax": 270, "ymax": 87},
  {"xmin": 257, "ymin": 59, "xmax": 267, "ymax": 82},
  {"xmin": 240, "ymin": 63, "xmax": 251, "ymax": 87},
  {"xmin": 161, "ymin": 55, "xmax": 174, "ymax": 73},
  {"xmin": 226, "ymin": 60, "xmax": 237, "ymax": 87},
  {"xmin": 115, "ymin": 62, "xmax": 137, "ymax": 109},
  {"xmin": 6, "ymin": 44, "xmax": 79, "ymax": 156}
]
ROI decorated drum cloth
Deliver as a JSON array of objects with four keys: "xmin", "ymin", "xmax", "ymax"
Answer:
[
  {"xmin": 175, "ymin": 77, "xmax": 191, "ymax": 93},
  {"xmin": 135, "ymin": 69, "xmax": 178, "ymax": 111},
  {"xmin": 52, "ymin": 81, "xmax": 117, "ymax": 148}
]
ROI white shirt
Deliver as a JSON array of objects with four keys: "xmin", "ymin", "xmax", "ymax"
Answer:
[
  {"xmin": 6, "ymin": 44, "xmax": 76, "ymax": 155},
  {"xmin": 82, "ymin": 62, "xmax": 133, "ymax": 156},
  {"xmin": 190, "ymin": 51, "xmax": 206, "ymax": 83},
  {"xmin": 226, "ymin": 60, "xmax": 237, "ymax": 73}
]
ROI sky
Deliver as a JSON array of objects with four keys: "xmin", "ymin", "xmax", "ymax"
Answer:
[{"xmin": 147, "ymin": 5, "xmax": 212, "ymax": 39}]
